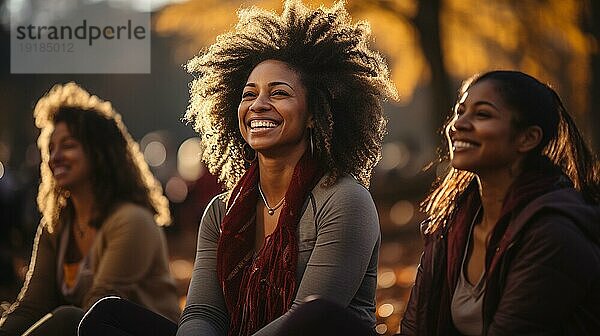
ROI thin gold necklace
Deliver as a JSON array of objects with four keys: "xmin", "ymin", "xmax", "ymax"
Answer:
[{"xmin": 258, "ymin": 184, "xmax": 285, "ymax": 215}]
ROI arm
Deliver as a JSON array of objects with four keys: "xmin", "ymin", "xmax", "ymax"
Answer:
[
  {"xmin": 0, "ymin": 223, "xmax": 60, "ymax": 335},
  {"xmin": 177, "ymin": 196, "xmax": 229, "ymax": 336},
  {"xmin": 83, "ymin": 205, "xmax": 165, "ymax": 308},
  {"xmin": 253, "ymin": 182, "xmax": 380, "ymax": 335},
  {"xmin": 487, "ymin": 215, "xmax": 599, "ymax": 335}
]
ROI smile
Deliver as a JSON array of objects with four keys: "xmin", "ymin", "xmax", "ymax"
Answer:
[
  {"xmin": 249, "ymin": 119, "xmax": 280, "ymax": 130},
  {"xmin": 52, "ymin": 166, "xmax": 69, "ymax": 176},
  {"xmin": 453, "ymin": 140, "xmax": 478, "ymax": 150}
]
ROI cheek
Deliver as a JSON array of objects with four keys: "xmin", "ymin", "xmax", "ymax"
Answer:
[
  {"xmin": 237, "ymin": 105, "xmax": 248, "ymax": 133},
  {"xmin": 487, "ymin": 128, "xmax": 513, "ymax": 145}
]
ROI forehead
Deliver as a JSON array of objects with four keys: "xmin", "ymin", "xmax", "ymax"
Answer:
[
  {"xmin": 246, "ymin": 59, "xmax": 302, "ymax": 84},
  {"xmin": 50, "ymin": 122, "xmax": 72, "ymax": 141},
  {"xmin": 462, "ymin": 80, "xmax": 504, "ymax": 105}
]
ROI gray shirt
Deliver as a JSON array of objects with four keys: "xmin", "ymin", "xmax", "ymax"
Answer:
[{"xmin": 177, "ymin": 175, "xmax": 380, "ymax": 336}]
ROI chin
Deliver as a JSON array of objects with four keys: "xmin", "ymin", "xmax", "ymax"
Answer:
[
  {"xmin": 250, "ymin": 143, "xmax": 273, "ymax": 153},
  {"xmin": 249, "ymin": 138, "xmax": 279, "ymax": 151},
  {"xmin": 450, "ymin": 160, "xmax": 475, "ymax": 173}
]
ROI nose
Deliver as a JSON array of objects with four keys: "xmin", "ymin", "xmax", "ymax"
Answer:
[
  {"xmin": 449, "ymin": 113, "xmax": 471, "ymax": 132},
  {"xmin": 49, "ymin": 147, "xmax": 62, "ymax": 165},
  {"xmin": 446, "ymin": 113, "xmax": 471, "ymax": 139},
  {"xmin": 249, "ymin": 93, "xmax": 271, "ymax": 112}
]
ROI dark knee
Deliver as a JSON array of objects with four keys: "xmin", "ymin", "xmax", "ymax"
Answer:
[
  {"xmin": 79, "ymin": 296, "xmax": 123, "ymax": 328},
  {"xmin": 51, "ymin": 305, "xmax": 85, "ymax": 325}
]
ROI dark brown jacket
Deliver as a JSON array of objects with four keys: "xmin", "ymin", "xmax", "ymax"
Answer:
[{"xmin": 400, "ymin": 186, "xmax": 600, "ymax": 335}]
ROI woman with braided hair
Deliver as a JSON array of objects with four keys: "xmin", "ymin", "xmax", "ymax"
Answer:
[
  {"xmin": 400, "ymin": 71, "xmax": 600, "ymax": 335},
  {"xmin": 79, "ymin": 0, "xmax": 397, "ymax": 335}
]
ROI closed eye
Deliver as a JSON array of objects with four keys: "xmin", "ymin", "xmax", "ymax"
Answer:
[
  {"xmin": 476, "ymin": 110, "xmax": 491, "ymax": 118},
  {"xmin": 62, "ymin": 138, "xmax": 80, "ymax": 148},
  {"xmin": 242, "ymin": 91, "xmax": 256, "ymax": 99},
  {"xmin": 272, "ymin": 90, "xmax": 290, "ymax": 96}
]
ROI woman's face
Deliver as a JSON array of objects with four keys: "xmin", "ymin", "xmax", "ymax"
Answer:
[
  {"xmin": 238, "ymin": 59, "xmax": 311, "ymax": 158},
  {"xmin": 446, "ymin": 80, "xmax": 523, "ymax": 175},
  {"xmin": 49, "ymin": 122, "xmax": 91, "ymax": 191}
]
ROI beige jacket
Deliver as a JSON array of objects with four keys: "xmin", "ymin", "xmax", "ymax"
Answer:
[{"xmin": 0, "ymin": 203, "xmax": 180, "ymax": 335}]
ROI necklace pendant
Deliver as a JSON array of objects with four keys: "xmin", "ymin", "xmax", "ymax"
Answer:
[{"xmin": 268, "ymin": 209, "xmax": 275, "ymax": 215}]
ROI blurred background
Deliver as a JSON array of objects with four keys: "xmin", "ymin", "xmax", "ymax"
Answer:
[{"xmin": 0, "ymin": 0, "xmax": 599, "ymax": 334}]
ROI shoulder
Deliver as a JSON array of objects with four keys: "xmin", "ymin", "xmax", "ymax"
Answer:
[
  {"xmin": 312, "ymin": 174, "xmax": 375, "ymax": 207},
  {"xmin": 518, "ymin": 188, "xmax": 600, "ymax": 244},
  {"xmin": 101, "ymin": 202, "xmax": 158, "ymax": 234},
  {"xmin": 203, "ymin": 192, "xmax": 228, "ymax": 221},
  {"xmin": 311, "ymin": 175, "xmax": 379, "ymax": 230},
  {"xmin": 206, "ymin": 192, "xmax": 228, "ymax": 212},
  {"xmin": 197, "ymin": 192, "xmax": 228, "ymax": 235},
  {"xmin": 509, "ymin": 191, "xmax": 600, "ymax": 280}
]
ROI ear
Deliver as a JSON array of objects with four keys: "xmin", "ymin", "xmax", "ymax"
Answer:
[{"xmin": 517, "ymin": 125, "xmax": 543, "ymax": 153}]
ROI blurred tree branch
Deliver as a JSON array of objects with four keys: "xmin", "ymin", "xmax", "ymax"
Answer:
[{"xmin": 155, "ymin": 0, "xmax": 596, "ymax": 150}]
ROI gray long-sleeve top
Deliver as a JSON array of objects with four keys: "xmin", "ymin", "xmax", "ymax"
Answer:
[{"xmin": 177, "ymin": 175, "xmax": 381, "ymax": 336}]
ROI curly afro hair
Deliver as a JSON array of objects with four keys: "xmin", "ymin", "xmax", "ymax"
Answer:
[{"xmin": 185, "ymin": 0, "xmax": 398, "ymax": 191}]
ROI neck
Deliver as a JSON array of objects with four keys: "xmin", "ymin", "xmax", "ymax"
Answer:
[
  {"xmin": 476, "ymin": 163, "xmax": 521, "ymax": 230},
  {"xmin": 257, "ymin": 146, "xmax": 306, "ymax": 204},
  {"xmin": 69, "ymin": 185, "xmax": 96, "ymax": 227}
]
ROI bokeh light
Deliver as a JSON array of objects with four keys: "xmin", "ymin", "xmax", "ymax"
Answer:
[
  {"xmin": 378, "ymin": 142, "xmax": 410, "ymax": 170},
  {"xmin": 165, "ymin": 176, "xmax": 188, "ymax": 203},
  {"xmin": 378, "ymin": 303, "xmax": 395, "ymax": 318},
  {"xmin": 375, "ymin": 323, "xmax": 388, "ymax": 335},
  {"xmin": 169, "ymin": 259, "xmax": 194, "ymax": 280},
  {"xmin": 177, "ymin": 137, "xmax": 205, "ymax": 181},
  {"xmin": 144, "ymin": 141, "xmax": 167, "ymax": 167},
  {"xmin": 389, "ymin": 200, "xmax": 415, "ymax": 226},
  {"xmin": 378, "ymin": 268, "xmax": 397, "ymax": 289},
  {"xmin": 0, "ymin": 161, "xmax": 4, "ymax": 180}
]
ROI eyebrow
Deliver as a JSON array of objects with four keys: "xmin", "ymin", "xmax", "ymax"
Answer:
[
  {"xmin": 458, "ymin": 100, "xmax": 499, "ymax": 110},
  {"xmin": 244, "ymin": 81, "xmax": 294, "ymax": 90},
  {"xmin": 50, "ymin": 135, "xmax": 76, "ymax": 144}
]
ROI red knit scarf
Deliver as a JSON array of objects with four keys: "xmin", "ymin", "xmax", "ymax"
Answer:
[{"xmin": 216, "ymin": 153, "xmax": 323, "ymax": 336}]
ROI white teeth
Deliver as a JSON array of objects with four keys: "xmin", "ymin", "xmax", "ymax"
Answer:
[
  {"xmin": 53, "ymin": 166, "xmax": 68, "ymax": 175},
  {"xmin": 453, "ymin": 141, "xmax": 477, "ymax": 149},
  {"xmin": 250, "ymin": 120, "xmax": 278, "ymax": 129}
]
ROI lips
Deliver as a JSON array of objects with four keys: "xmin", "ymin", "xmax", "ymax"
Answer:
[
  {"xmin": 51, "ymin": 165, "xmax": 69, "ymax": 177},
  {"xmin": 453, "ymin": 140, "xmax": 478, "ymax": 149},
  {"xmin": 250, "ymin": 119, "xmax": 279, "ymax": 129},
  {"xmin": 451, "ymin": 137, "xmax": 480, "ymax": 151},
  {"xmin": 247, "ymin": 117, "xmax": 281, "ymax": 132}
]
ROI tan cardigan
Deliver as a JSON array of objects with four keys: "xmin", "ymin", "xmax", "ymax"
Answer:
[{"xmin": 0, "ymin": 203, "xmax": 180, "ymax": 335}]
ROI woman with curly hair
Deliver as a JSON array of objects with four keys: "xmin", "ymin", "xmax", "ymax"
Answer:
[
  {"xmin": 79, "ymin": 0, "xmax": 396, "ymax": 335},
  {"xmin": 400, "ymin": 71, "xmax": 600, "ymax": 335},
  {"xmin": 0, "ymin": 83, "xmax": 180, "ymax": 336}
]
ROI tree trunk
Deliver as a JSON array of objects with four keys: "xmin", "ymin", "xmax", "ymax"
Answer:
[{"xmin": 413, "ymin": 0, "xmax": 454, "ymax": 130}]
